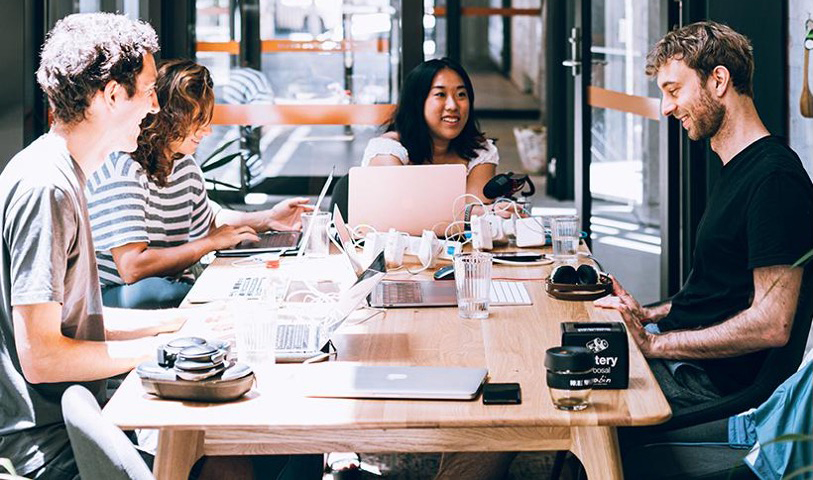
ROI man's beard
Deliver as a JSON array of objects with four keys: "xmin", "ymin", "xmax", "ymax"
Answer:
[{"xmin": 688, "ymin": 88, "xmax": 726, "ymax": 141}]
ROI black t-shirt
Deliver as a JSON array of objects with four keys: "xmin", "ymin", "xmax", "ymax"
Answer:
[{"xmin": 659, "ymin": 136, "xmax": 813, "ymax": 394}]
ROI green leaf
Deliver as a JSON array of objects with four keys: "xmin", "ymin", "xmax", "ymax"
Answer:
[
  {"xmin": 200, "ymin": 152, "xmax": 243, "ymax": 173},
  {"xmin": 784, "ymin": 465, "xmax": 813, "ymax": 480},
  {"xmin": 761, "ymin": 433, "xmax": 813, "ymax": 447},
  {"xmin": 792, "ymin": 248, "xmax": 813, "ymax": 268},
  {"xmin": 0, "ymin": 459, "xmax": 15, "ymax": 475},
  {"xmin": 200, "ymin": 137, "xmax": 241, "ymax": 168}
]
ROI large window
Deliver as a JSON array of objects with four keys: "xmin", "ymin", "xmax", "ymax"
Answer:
[{"xmin": 194, "ymin": 0, "xmax": 401, "ymax": 198}]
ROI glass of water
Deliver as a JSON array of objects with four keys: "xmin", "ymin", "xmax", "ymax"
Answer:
[
  {"xmin": 234, "ymin": 299, "xmax": 278, "ymax": 368},
  {"xmin": 550, "ymin": 215, "xmax": 580, "ymax": 262},
  {"xmin": 301, "ymin": 211, "xmax": 331, "ymax": 257},
  {"xmin": 454, "ymin": 252, "xmax": 493, "ymax": 319}
]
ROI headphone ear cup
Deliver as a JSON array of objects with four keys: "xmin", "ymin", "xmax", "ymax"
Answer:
[
  {"xmin": 576, "ymin": 264, "xmax": 599, "ymax": 285},
  {"xmin": 551, "ymin": 265, "xmax": 578, "ymax": 284}
]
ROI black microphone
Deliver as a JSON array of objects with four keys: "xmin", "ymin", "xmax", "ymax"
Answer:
[{"xmin": 482, "ymin": 172, "xmax": 536, "ymax": 200}]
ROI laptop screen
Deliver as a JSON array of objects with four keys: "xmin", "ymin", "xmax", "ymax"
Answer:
[{"xmin": 322, "ymin": 250, "xmax": 385, "ymax": 335}]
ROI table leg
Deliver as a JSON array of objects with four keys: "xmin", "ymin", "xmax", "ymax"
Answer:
[
  {"xmin": 153, "ymin": 430, "xmax": 204, "ymax": 480},
  {"xmin": 570, "ymin": 426, "xmax": 624, "ymax": 480}
]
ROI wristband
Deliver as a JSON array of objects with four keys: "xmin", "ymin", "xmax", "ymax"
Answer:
[{"xmin": 464, "ymin": 203, "xmax": 475, "ymax": 226}]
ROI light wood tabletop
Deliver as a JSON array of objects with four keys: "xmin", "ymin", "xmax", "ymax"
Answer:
[{"xmin": 102, "ymin": 252, "xmax": 671, "ymax": 480}]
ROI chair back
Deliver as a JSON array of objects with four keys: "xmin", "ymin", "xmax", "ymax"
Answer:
[
  {"xmin": 61, "ymin": 385, "xmax": 155, "ymax": 480},
  {"xmin": 663, "ymin": 268, "xmax": 813, "ymax": 430}
]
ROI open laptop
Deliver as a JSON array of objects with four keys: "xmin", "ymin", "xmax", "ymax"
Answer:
[
  {"xmin": 216, "ymin": 167, "xmax": 335, "ymax": 257},
  {"xmin": 348, "ymin": 164, "xmax": 466, "ymax": 236},
  {"xmin": 301, "ymin": 364, "xmax": 488, "ymax": 400},
  {"xmin": 332, "ymin": 205, "xmax": 532, "ymax": 308},
  {"xmin": 275, "ymin": 250, "xmax": 386, "ymax": 362}
]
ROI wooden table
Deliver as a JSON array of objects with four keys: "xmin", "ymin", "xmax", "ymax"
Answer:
[{"xmin": 103, "ymin": 253, "xmax": 671, "ymax": 480}]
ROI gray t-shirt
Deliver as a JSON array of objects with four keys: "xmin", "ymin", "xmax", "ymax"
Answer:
[{"xmin": 0, "ymin": 133, "xmax": 106, "ymax": 475}]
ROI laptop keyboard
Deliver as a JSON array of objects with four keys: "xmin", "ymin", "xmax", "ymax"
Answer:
[
  {"xmin": 381, "ymin": 281, "xmax": 530, "ymax": 305},
  {"xmin": 490, "ymin": 281, "xmax": 531, "ymax": 304},
  {"xmin": 382, "ymin": 282, "xmax": 423, "ymax": 304},
  {"xmin": 276, "ymin": 324, "xmax": 311, "ymax": 350},
  {"xmin": 236, "ymin": 231, "xmax": 301, "ymax": 249},
  {"xmin": 229, "ymin": 276, "xmax": 267, "ymax": 299}
]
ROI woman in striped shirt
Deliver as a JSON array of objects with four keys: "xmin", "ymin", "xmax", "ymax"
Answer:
[{"xmin": 87, "ymin": 59, "xmax": 310, "ymax": 309}]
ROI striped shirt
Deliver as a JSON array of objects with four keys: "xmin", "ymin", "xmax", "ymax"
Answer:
[
  {"xmin": 222, "ymin": 67, "xmax": 274, "ymax": 105},
  {"xmin": 86, "ymin": 152, "xmax": 217, "ymax": 286}
]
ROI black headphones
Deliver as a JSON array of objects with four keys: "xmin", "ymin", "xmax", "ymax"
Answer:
[
  {"xmin": 546, "ymin": 264, "xmax": 611, "ymax": 301},
  {"xmin": 551, "ymin": 264, "xmax": 599, "ymax": 285},
  {"xmin": 482, "ymin": 171, "xmax": 536, "ymax": 200}
]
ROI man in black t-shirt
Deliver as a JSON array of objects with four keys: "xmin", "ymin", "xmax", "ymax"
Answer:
[
  {"xmin": 596, "ymin": 21, "xmax": 813, "ymax": 410},
  {"xmin": 431, "ymin": 21, "xmax": 813, "ymax": 480}
]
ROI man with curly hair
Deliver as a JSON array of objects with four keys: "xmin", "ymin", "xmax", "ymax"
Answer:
[{"xmin": 0, "ymin": 13, "xmax": 191, "ymax": 477}]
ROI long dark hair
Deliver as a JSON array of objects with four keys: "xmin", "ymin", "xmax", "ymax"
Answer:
[
  {"xmin": 386, "ymin": 58, "xmax": 486, "ymax": 164},
  {"xmin": 131, "ymin": 59, "xmax": 214, "ymax": 186}
]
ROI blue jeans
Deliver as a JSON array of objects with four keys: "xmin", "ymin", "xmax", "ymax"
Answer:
[{"xmin": 101, "ymin": 277, "xmax": 194, "ymax": 309}]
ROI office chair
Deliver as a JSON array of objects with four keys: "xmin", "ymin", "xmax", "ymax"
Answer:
[
  {"xmin": 551, "ymin": 277, "xmax": 813, "ymax": 479},
  {"xmin": 329, "ymin": 174, "xmax": 349, "ymax": 220},
  {"xmin": 620, "ymin": 418, "xmax": 757, "ymax": 480},
  {"xmin": 62, "ymin": 385, "xmax": 155, "ymax": 480}
]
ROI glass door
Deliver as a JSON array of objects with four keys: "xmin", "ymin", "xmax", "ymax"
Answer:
[
  {"xmin": 194, "ymin": 0, "xmax": 403, "ymax": 199},
  {"xmin": 567, "ymin": 0, "xmax": 673, "ymax": 304}
]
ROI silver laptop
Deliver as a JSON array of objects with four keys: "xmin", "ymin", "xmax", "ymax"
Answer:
[
  {"xmin": 301, "ymin": 364, "xmax": 488, "ymax": 400},
  {"xmin": 216, "ymin": 167, "xmax": 334, "ymax": 257},
  {"xmin": 331, "ymin": 206, "xmax": 532, "ymax": 308},
  {"xmin": 370, "ymin": 280, "xmax": 532, "ymax": 308},
  {"xmin": 276, "ymin": 250, "xmax": 386, "ymax": 362}
]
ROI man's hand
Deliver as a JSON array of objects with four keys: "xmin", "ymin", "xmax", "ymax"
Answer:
[
  {"xmin": 594, "ymin": 275, "xmax": 661, "ymax": 355},
  {"xmin": 263, "ymin": 197, "xmax": 312, "ymax": 231}
]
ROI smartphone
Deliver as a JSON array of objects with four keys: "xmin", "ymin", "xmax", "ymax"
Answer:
[
  {"xmin": 492, "ymin": 252, "xmax": 543, "ymax": 262},
  {"xmin": 482, "ymin": 382, "xmax": 522, "ymax": 405}
]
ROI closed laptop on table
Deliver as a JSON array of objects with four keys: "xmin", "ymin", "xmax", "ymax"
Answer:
[{"xmin": 301, "ymin": 364, "xmax": 488, "ymax": 400}]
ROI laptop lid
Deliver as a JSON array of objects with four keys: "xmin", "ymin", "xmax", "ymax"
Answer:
[
  {"xmin": 301, "ymin": 365, "xmax": 488, "ymax": 400},
  {"xmin": 348, "ymin": 164, "xmax": 466, "ymax": 236},
  {"xmin": 333, "ymin": 204, "xmax": 366, "ymax": 277},
  {"xmin": 276, "ymin": 250, "xmax": 386, "ymax": 362},
  {"xmin": 216, "ymin": 167, "xmax": 334, "ymax": 257}
]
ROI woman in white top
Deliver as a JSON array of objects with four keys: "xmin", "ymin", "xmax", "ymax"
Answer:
[{"xmin": 362, "ymin": 57, "xmax": 503, "ymax": 210}]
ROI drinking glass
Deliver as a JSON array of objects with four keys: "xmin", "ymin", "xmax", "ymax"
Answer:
[
  {"xmin": 301, "ymin": 211, "xmax": 331, "ymax": 257},
  {"xmin": 234, "ymin": 299, "xmax": 278, "ymax": 368},
  {"xmin": 550, "ymin": 215, "xmax": 580, "ymax": 262},
  {"xmin": 454, "ymin": 252, "xmax": 493, "ymax": 319}
]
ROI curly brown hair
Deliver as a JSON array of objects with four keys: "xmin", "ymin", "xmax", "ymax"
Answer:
[
  {"xmin": 645, "ymin": 21, "xmax": 754, "ymax": 97},
  {"xmin": 131, "ymin": 60, "xmax": 214, "ymax": 186},
  {"xmin": 36, "ymin": 13, "xmax": 159, "ymax": 125}
]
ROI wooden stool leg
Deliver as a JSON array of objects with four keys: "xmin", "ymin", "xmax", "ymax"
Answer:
[
  {"xmin": 153, "ymin": 430, "xmax": 204, "ymax": 480},
  {"xmin": 570, "ymin": 426, "xmax": 623, "ymax": 480}
]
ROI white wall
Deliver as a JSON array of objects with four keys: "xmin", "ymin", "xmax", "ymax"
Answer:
[{"xmin": 788, "ymin": 1, "xmax": 813, "ymax": 176}]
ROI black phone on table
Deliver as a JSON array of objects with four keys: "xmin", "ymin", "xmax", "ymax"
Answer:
[
  {"xmin": 492, "ymin": 252, "xmax": 544, "ymax": 262},
  {"xmin": 482, "ymin": 382, "xmax": 522, "ymax": 405}
]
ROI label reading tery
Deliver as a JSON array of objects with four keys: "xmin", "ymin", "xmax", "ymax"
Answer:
[{"xmin": 594, "ymin": 356, "xmax": 617, "ymax": 367}]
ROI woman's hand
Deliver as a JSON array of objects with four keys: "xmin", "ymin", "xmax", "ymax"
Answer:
[
  {"xmin": 206, "ymin": 224, "xmax": 259, "ymax": 250},
  {"xmin": 263, "ymin": 197, "xmax": 313, "ymax": 231}
]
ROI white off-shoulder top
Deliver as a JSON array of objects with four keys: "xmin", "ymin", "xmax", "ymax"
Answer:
[{"xmin": 361, "ymin": 136, "xmax": 499, "ymax": 174}]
